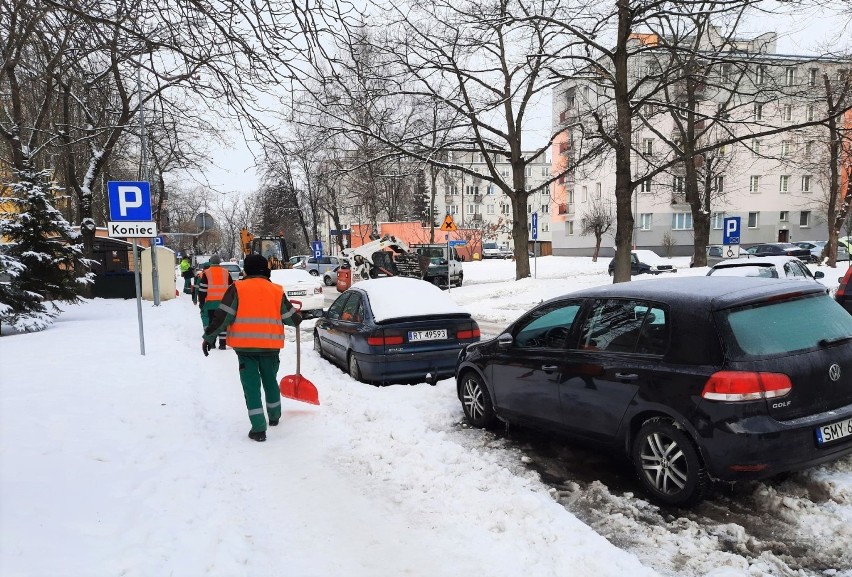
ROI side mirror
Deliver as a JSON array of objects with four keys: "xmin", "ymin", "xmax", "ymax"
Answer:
[
  {"xmin": 813, "ymin": 271, "xmax": 824, "ymax": 279},
  {"xmin": 497, "ymin": 333, "xmax": 513, "ymax": 348}
]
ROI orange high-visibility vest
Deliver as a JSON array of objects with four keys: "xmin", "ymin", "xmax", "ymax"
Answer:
[
  {"xmin": 226, "ymin": 278, "xmax": 286, "ymax": 349},
  {"xmin": 204, "ymin": 266, "xmax": 230, "ymax": 301}
]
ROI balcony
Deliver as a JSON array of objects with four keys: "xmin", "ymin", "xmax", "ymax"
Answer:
[
  {"xmin": 670, "ymin": 193, "xmax": 687, "ymax": 206},
  {"xmin": 473, "ymin": 195, "xmax": 483, "ymax": 203},
  {"xmin": 558, "ymin": 203, "xmax": 568, "ymax": 215},
  {"xmin": 471, "ymin": 213, "xmax": 483, "ymax": 221},
  {"xmin": 444, "ymin": 195, "xmax": 454, "ymax": 204}
]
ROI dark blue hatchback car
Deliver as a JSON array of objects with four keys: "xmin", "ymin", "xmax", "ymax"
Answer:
[
  {"xmin": 314, "ymin": 277, "xmax": 480, "ymax": 384},
  {"xmin": 456, "ymin": 276, "xmax": 852, "ymax": 506}
]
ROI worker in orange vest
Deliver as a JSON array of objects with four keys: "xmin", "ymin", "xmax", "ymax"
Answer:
[
  {"xmin": 202, "ymin": 254, "xmax": 302, "ymax": 442},
  {"xmin": 198, "ymin": 255, "xmax": 233, "ymax": 350}
]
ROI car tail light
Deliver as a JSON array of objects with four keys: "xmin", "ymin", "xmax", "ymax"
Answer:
[
  {"xmin": 367, "ymin": 334, "xmax": 404, "ymax": 346},
  {"xmin": 314, "ymin": 286, "xmax": 323, "ymax": 294},
  {"xmin": 456, "ymin": 327, "xmax": 481, "ymax": 339},
  {"xmin": 701, "ymin": 371, "xmax": 792, "ymax": 401}
]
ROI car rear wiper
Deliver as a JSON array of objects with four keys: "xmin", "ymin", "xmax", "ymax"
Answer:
[{"xmin": 818, "ymin": 335, "xmax": 852, "ymax": 347}]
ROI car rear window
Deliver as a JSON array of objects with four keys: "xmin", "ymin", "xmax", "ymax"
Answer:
[
  {"xmin": 709, "ymin": 264, "xmax": 778, "ymax": 278},
  {"xmin": 718, "ymin": 294, "xmax": 852, "ymax": 360}
]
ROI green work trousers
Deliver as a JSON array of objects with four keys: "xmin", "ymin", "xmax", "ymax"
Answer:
[
  {"xmin": 200, "ymin": 300, "xmax": 221, "ymax": 329},
  {"xmin": 237, "ymin": 352, "xmax": 282, "ymax": 432}
]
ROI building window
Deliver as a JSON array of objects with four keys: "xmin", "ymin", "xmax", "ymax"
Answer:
[
  {"xmin": 800, "ymin": 211, "xmax": 810, "ymax": 227},
  {"xmin": 582, "ymin": 185, "xmax": 588, "ymax": 202},
  {"xmin": 754, "ymin": 103, "xmax": 763, "ymax": 120},
  {"xmin": 718, "ymin": 144, "xmax": 728, "ymax": 157},
  {"xmin": 805, "ymin": 141, "xmax": 814, "ymax": 157},
  {"xmin": 716, "ymin": 102, "xmax": 728, "ymax": 119},
  {"xmin": 595, "ymin": 182, "xmax": 602, "ymax": 199},
  {"xmin": 542, "ymin": 204, "xmax": 550, "ymax": 214},
  {"xmin": 780, "ymin": 211, "xmax": 788, "ymax": 222},
  {"xmin": 808, "ymin": 68, "xmax": 818, "ymax": 87},
  {"xmin": 566, "ymin": 220, "xmax": 574, "ymax": 235},
  {"xmin": 748, "ymin": 212, "xmax": 759, "ymax": 228},
  {"xmin": 640, "ymin": 213, "xmax": 653, "ymax": 231},
  {"xmin": 525, "ymin": 167, "xmax": 532, "ymax": 177},
  {"xmin": 541, "ymin": 166, "xmax": 548, "ymax": 177},
  {"xmin": 802, "ymin": 175, "xmax": 812, "ymax": 192},
  {"xmin": 449, "ymin": 205, "xmax": 458, "ymax": 214},
  {"xmin": 642, "ymin": 138, "xmax": 654, "ymax": 155},
  {"xmin": 782, "ymin": 104, "xmax": 792, "ymax": 122},
  {"xmin": 644, "ymin": 104, "xmax": 656, "ymax": 116},
  {"xmin": 712, "ymin": 213, "xmax": 724, "ymax": 229},
  {"xmin": 785, "ymin": 67, "xmax": 795, "ymax": 86},
  {"xmin": 673, "ymin": 176, "xmax": 685, "ymax": 193},
  {"xmin": 781, "ymin": 141, "xmax": 791, "ymax": 157},
  {"xmin": 752, "ymin": 140, "xmax": 761, "ymax": 157},
  {"xmin": 567, "ymin": 188, "xmax": 575, "ymax": 203},
  {"xmin": 528, "ymin": 204, "xmax": 532, "ymax": 214},
  {"xmin": 755, "ymin": 65, "xmax": 765, "ymax": 85},
  {"xmin": 806, "ymin": 105, "xmax": 814, "ymax": 122},
  {"xmin": 714, "ymin": 175, "xmax": 724, "ymax": 193},
  {"xmin": 671, "ymin": 212, "xmax": 693, "ymax": 230},
  {"xmin": 640, "ymin": 179, "xmax": 652, "ymax": 193},
  {"xmin": 501, "ymin": 168, "xmax": 509, "ymax": 178},
  {"xmin": 779, "ymin": 175, "xmax": 790, "ymax": 193},
  {"xmin": 487, "ymin": 204, "xmax": 494, "ymax": 214},
  {"xmin": 749, "ymin": 175, "xmax": 761, "ymax": 193}
]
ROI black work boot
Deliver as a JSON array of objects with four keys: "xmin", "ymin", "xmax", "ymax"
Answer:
[
  {"xmin": 269, "ymin": 418, "xmax": 280, "ymax": 426},
  {"xmin": 218, "ymin": 339, "xmax": 227, "ymax": 350},
  {"xmin": 248, "ymin": 430, "xmax": 266, "ymax": 442}
]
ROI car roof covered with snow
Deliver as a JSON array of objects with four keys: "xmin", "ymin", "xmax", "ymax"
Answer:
[
  {"xmin": 270, "ymin": 268, "xmax": 321, "ymax": 286},
  {"xmin": 351, "ymin": 277, "xmax": 470, "ymax": 322}
]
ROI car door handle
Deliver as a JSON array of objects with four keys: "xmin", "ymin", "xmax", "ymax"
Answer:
[
  {"xmin": 541, "ymin": 365, "xmax": 558, "ymax": 373},
  {"xmin": 615, "ymin": 372, "xmax": 639, "ymax": 381}
]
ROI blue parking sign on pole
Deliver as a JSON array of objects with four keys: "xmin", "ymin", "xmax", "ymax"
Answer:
[
  {"xmin": 531, "ymin": 212, "xmax": 538, "ymax": 241},
  {"xmin": 723, "ymin": 217, "xmax": 741, "ymax": 245},
  {"xmin": 107, "ymin": 181, "xmax": 152, "ymax": 221},
  {"xmin": 311, "ymin": 240, "xmax": 323, "ymax": 258}
]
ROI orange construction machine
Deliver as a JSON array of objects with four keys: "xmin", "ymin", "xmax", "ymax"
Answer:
[{"xmin": 240, "ymin": 228, "xmax": 291, "ymax": 270}]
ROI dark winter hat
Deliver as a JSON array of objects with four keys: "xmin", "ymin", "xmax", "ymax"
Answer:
[
  {"xmin": 243, "ymin": 254, "xmax": 270, "ymax": 277},
  {"xmin": 209, "ymin": 254, "xmax": 222, "ymax": 265}
]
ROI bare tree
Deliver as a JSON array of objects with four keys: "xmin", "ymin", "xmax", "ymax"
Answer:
[{"xmin": 580, "ymin": 199, "xmax": 613, "ymax": 262}]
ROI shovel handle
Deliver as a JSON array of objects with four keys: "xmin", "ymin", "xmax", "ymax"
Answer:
[{"xmin": 295, "ymin": 324, "xmax": 300, "ymax": 376}]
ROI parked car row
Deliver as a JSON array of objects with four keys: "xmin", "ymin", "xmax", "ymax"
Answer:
[{"xmin": 301, "ymin": 251, "xmax": 851, "ymax": 508}]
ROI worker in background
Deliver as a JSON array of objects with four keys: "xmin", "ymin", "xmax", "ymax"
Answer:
[
  {"xmin": 180, "ymin": 256, "xmax": 193, "ymax": 293},
  {"xmin": 202, "ymin": 254, "xmax": 302, "ymax": 442},
  {"xmin": 191, "ymin": 263, "xmax": 207, "ymax": 306},
  {"xmin": 198, "ymin": 255, "xmax": 232, "ymax": 350}
]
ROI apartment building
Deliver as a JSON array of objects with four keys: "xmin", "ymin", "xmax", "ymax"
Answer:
[
  {"xmin": 550, "ymin": 29, "xmax": 851, "ymax": 256},
  {"xmin": 428, "ymin": 152, "xmax": 554, "ymax": 249}
]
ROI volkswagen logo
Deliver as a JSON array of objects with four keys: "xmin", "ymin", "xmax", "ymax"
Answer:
[{"xmin": 829, "ymin": 364, "xmax": 842, "ymax": 382}]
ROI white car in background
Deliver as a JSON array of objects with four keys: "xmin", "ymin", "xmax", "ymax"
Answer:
[
  {"xmin": 270, "ymin": 268, "xmax": 325, "ymax": 318},
  {"xmin": 706, "ymin": 255, "xmax": 825, "ymax": 283}
]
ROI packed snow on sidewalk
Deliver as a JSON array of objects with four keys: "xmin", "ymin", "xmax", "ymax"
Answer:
[{"xmin": 1, "ymin": 256, "xmax": 850, "ymax": 577}]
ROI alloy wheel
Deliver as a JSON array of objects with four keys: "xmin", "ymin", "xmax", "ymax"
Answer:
[{"xmin": 639, "ymin": 432, "xmax": 689, "ymax": 495}]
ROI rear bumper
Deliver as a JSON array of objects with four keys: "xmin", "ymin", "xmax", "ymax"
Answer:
[
  {"xmin": 354, "ymin": 347, "xmax": 464, "ymax": 384},
  {"xmin": 697, "ymin": 401, "xmax": 852, "ymax": 481}
]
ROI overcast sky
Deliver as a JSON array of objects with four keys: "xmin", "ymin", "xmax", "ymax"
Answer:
[{"xmin": 200, "ymin": 4, "xmax": 851, "ymax": 199}]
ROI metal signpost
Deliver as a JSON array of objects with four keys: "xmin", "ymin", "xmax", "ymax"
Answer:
[
  {"xmin": 532, "ymin": 212, "xmax": 538, "ymax": 278},
  {"xmin": 723, "ymin": 216, "xmax": 742, "ymax": 258},
  {"xmin": 107, "ymin": 181, "xmax": 157, "ymax": 355},
  {"xmin": 440, "ymin": 215, "xmax": 458, "ymax": 293}
]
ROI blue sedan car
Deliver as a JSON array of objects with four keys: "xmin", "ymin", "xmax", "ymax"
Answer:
[{"xmin": 314, "ymin": 277, "xmax": 480, "ymax": 384}]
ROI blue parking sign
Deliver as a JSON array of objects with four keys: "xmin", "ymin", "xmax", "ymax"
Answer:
[
  {"xmin": 311, "ymin": 240, "xmax": 323, "ymax": 258},
  {"xmin": 723, "ymin": 217, "xmax": 741, "ymax": 245},
  {"xmin": 531, "ymin": 212, "xmax": 538, "ymax": 241},
  {"xmin": 107, "ymin": 181, "xmax": 152, "ymax": 221}
]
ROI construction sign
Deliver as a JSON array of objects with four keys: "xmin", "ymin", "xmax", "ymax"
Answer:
[{"xmin": 440, "ymin": 214, "xmax": 458, "ymax": 231}]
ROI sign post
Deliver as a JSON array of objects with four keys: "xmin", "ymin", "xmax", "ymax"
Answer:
[
  {"xmin": 440, "ymin": 214, "xmax": 458, "ymax": 293},
  {"xmin": 108, "ymin": 181, "xmax": 156, "ymax": 355},
  {"xmin": 532, "ymin": 212, "xmax": 538, "ymax": 279}
]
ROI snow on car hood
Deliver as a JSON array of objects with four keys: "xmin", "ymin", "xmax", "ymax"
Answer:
[
  {"xmin": 270, "ymin": 269, "xmax": 322, "ymax": 288},
  {"xmin": 357, "ymin": 277, "xmax": 469, "ymax": 322}
]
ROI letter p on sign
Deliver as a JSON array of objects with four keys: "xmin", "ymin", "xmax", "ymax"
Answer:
[
  {"xmin": 118, "ymin": 186, "xmax": 143, "ymax": 216},
  {"xmin": 107, "ymin": 181, "xmax": 152, "ymax": 221}
]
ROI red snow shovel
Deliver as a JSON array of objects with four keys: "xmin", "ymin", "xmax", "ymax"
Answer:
[{"xmin": 279, "ymin": 300, "xmax": 320, "ymax": 405}]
